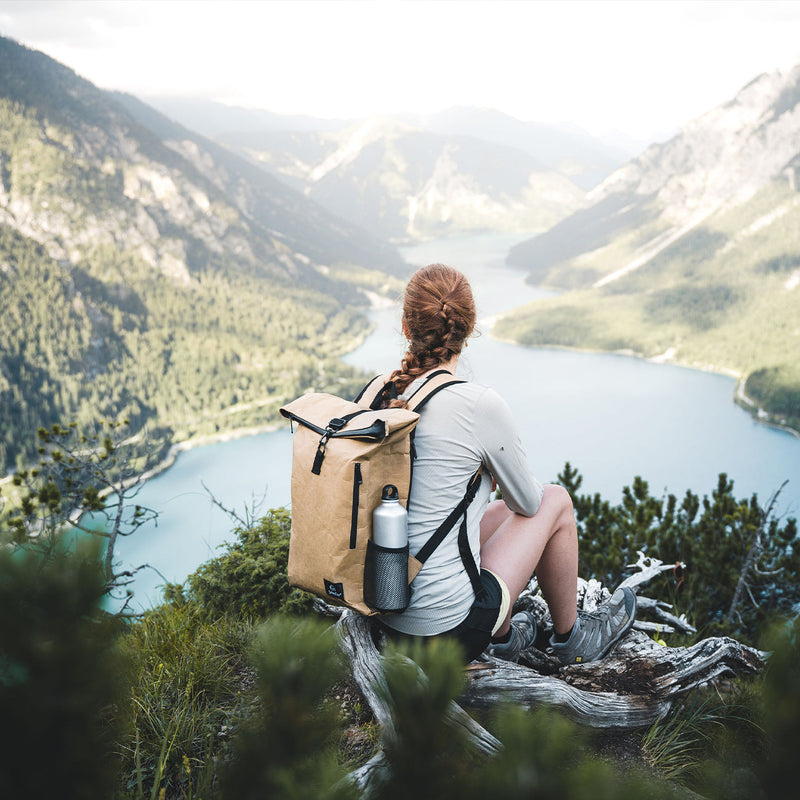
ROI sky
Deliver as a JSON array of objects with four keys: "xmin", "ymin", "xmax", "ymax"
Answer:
[{"xmin": 1, "ymin": 0, "xmax": 800, "ymax": 144}]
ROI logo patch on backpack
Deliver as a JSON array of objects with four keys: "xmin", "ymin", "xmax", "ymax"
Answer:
[{"xmin": 324, "ymin": 579, "xmax": 344, "ymax": 601}]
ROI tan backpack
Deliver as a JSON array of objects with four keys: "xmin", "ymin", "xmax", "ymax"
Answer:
[{"xmin": 279, "ymin": 370, "xmax": 482, "ymax": 615}]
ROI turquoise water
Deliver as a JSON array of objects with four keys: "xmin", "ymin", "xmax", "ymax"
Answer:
[{"xmin": 114, "ymin": 233, "xmax": 800, "ymax": 609}]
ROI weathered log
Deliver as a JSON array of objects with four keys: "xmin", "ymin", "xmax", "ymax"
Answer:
[
  {"xmin": 337, "ymin": 611, "xmax": 501, "ymax": 798},
  {"xmin": 342, "ymin": 751, "xmax": 389, "ymax": 798},
  {"xmin": 339, "ymin": 608, "xmax": 764, "ymax": 733},
  {"xmin": 634, "ymin": 620, "xmax": 675, "ymax": 634},
  {"xmin": 619, "ymin": 551, "xmax": 686, "ymax": 592},
  {"xmin": 337, "ymin": 610, "xmax": 502, "ymax": 754},
  {"xmin": 464, "ymin": 630, "xmax": 764, "ymax": 729},
  {"xmin": 338, "ymin": 611, "xmax": 394, "ymax": 732},
  {"xmin": 337, "ymin": 552, "xmax": 767, "ymax": 793},
  {"xmin": 633, "ymin": 595, "xmax": 695, "ymax": 634}
]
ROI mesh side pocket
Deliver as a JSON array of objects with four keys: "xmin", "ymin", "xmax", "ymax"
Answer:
[{"xmin": 364, "ymin": 539, "xmax": 411, "ymax": 613}]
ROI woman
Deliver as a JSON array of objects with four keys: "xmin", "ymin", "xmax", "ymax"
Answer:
[{"xmin": 375, "ymin": 263, "xmax": 635, "ymax": 664}]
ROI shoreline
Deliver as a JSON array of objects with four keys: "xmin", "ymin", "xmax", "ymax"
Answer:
[
  {"xmin": 0, "ymin": 420, "xmax": 286, "ymax": 491},
  {"xmin": 132, "ymin": 420, "xmax": 285, "ymax": 487},
  {"xmin": 6, "ymin": 322, "xmax": 795, "ymax": 494},
  {"xmin": 486, "ymin": 324, "xmax": 800, "ymax": 441},
  {"xmin": 733, "ymin": 377, "xmax": 800, "ymax": 442}
]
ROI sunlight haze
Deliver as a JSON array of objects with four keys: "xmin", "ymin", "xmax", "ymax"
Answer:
[{"xmin": 1, "ymin": 0, "xmax": 800, "ymax": 144}]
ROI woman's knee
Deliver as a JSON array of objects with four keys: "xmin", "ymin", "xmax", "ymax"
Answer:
[
  {"xmin": 542, "ymin": 483, "xmax": 572, "ymax": 509},
  {"xmin": 541, "ymin": 483, "xmax": 575, "ymax": 525}
]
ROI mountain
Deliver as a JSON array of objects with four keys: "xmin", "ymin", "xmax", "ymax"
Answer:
[
  {"xmin": 500, "ymin": 64, "xmax": 800, "ymax": 431},
  {"xmin": 396, "ymin": 106, "xmax": 637, "ymax": 188},
  {"xmin": 108, "ymin": 92, "xmax": 407, "ymax": 275},
  {"xmin": 150, "ymin": 99, "xmax": 632, "ymax": 194},
  {"xmin": 0, "ymin": 36, "xmax": 405, "ymax": 475},
  {"xmin": 142, "ymin": 96, "xmax": 354, "ymax": 137},
  {"xmin": 216, "ymin": 117, "xmax": 586, "ymax": 243}
]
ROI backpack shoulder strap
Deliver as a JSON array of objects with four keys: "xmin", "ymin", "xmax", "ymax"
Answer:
[
  {"xmin": 405, "ymin": 370, "xmax": 463, "ymax": 412},
  {"xmin": 414, "ymin": 467, "xmax": 485, "ymax": 600},
  {"xmin": 353, "ymin": 374, "xmax": 388, "ymax": 409},
  {"xmin": 354, "ymin": 369, "xmax": 463, "ymax": 412}
]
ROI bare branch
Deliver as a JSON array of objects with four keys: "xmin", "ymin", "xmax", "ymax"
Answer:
[
  {"xmin": 753, "ymin": 565, "xmax": 784, "ymax": 577},
  {"xmin": 745, "ymin": 582, "xmax": 759, "ymax": 610},
  {"xmin": 200, "ymin": 480, "xmax": 269, "ymax": 530},
  {"xmin": 6, "ymin": 421, "xmax": 162, "ymax": 602},
  {"xmin": 620, "ymin": 551, "xmax": 684, "ymax": 590},
  {"xmin": 201, "ymin": 480, "xmax": 251, "ymax": 529},
  {"xmin": 726, "ymin": 480, "xmax": 789, "ymax": 626},
  {"xmin": 65, "ymin": 519, "xmax": 112, "ymax": 538},
  {"xmin": 112, "ymin": 562, "xmax": 169, "ymax": 585},
  {"xmin": 633, "ymin": 621, "xmax": 676, "ymax": 634}
]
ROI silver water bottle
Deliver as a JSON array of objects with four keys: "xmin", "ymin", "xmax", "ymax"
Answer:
[
  {"xmin": 366, "ymin": 484, "xmax": 411, "ymax": 612},
  {"xmin": 373, "ymin": 485, "xmax": 408, "ymax": 548}
]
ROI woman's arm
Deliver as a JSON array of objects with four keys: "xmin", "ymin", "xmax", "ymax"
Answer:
[{"xmin": 474, "ymin": 388, "xmax": 544, "ymax": 517}]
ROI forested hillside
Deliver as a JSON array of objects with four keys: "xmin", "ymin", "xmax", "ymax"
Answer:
[
  {"xmin": 500, "ymin": 63, "xmax": 800, "ymax": 433},
  {"xmin": 0, "ymin": 37, "xmax": 405, "ymax": 475}
]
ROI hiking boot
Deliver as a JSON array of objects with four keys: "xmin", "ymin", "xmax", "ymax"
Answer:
[
  {"xmin": 550, "ymin": 586, "xmax": 637, "ymax": 665},
  {"xmin": 489, "ymin": 611, "xmax": 537, "ymax": 662}
]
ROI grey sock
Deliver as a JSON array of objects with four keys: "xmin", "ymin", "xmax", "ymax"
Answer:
[{"xmin": 553, "ymin": 624, "xmax": 574, "ymax": 644}]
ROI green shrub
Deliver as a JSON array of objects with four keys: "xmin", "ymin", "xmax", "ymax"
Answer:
[
  {"xmin": 484, "ymin": 706, "xmax": 680, "ymax": 800},
  {"xmin": 186, "ymin": 508, "xmax": 313, "ymax": 619},
  {"xmin": 753, "ymin": 618, "xmax": 800, "ymax": 797},
  {"xmin": 558, "ymin": 464, "xmax": 800, "ymax": 643},
  {"xmin": 377, "ymin": 638, "xmax": 476, "ymax": 798},
  {"xmin": 368, "ymin": 637, "xmax": 679, "ymax": 800},
  {"xmin": 681, "ymin": 619, "xmax": 800, "ymax": 799},
  {"xmin": 219, "ymin": 615, "xmax": 355, "ymax": 800},
  {"xmin": 0, "ymin": 543, "xmax": 124, "ymax": 798}
]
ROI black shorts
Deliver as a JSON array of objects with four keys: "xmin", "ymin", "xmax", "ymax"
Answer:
[{"xmin": 378, "ymin": 569, "xmax": 506, "ymax": 663}]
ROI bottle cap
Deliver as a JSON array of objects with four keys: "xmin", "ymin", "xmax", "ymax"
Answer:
[{"xmin": 382, "ymin": 484, "xmax": 399, "ymax": 501}]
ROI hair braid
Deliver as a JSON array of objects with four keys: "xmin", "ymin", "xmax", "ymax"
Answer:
[{"xmin": 385, "ymin": 264, "xmax": 476, "ymax": 408}]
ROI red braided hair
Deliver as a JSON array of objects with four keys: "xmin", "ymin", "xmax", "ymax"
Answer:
[{"xmin": 387, "ymin": 263, "xmax": 476, "ymax": 408}]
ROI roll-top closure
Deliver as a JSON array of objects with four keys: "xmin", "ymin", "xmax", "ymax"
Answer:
[{"xmin": 280, "ymin": 393, "xmax": 419, "ymax": 441}]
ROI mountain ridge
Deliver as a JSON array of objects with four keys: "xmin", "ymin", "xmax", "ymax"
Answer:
[
  {"xmin": 144, "ymin": 97, "xmax": 643, "ymax": 242},
  {"xmin": 216, "ymin": 116, "xmax": 586, "ymax": 243},
  {"xmin": 508, "ymin": 63, "xmax": 800, "ymax": 285},
  {"xmin": 397, "ymin": 105, "xmax": 639, "ymax": 183},
  {"xmin": 499, "ymin": 61, "xmax": 800, "ymax": 432},
  {"xmin": 109, "ymin": 91, "xmax": 407, "ymax": 276},
  {"xmin": 145, "ymin": 97, "xmax": 635, "ymax": 181}
]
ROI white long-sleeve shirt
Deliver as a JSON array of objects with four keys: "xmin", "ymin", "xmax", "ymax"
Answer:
[{"xmin": 382, "ymin": 379, "xmax": 544, "ymax": 636}]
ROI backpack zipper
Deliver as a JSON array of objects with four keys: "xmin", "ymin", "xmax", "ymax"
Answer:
[{"xmin": 350, "ymin": 462, "xmax": 362, "ymax": 548}]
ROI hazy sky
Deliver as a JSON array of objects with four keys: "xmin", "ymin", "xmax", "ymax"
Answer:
[{"xmin": 1, "ymin": 0, "xmax": 799, "ymax": 143}]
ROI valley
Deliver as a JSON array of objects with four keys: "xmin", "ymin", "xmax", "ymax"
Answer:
[{"xmin": 2, "ymin": 31, "xmax": 799, "ymax": 485}]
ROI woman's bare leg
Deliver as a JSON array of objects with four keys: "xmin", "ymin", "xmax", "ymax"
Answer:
[{"xmin": 480, "ymin": 484, "xmax": 578, "ymax": 637}]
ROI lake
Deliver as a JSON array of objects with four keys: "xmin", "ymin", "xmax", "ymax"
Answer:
[{"xmin": 114, "ymin": 232, "xmax": 800, "ymax": 609}]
